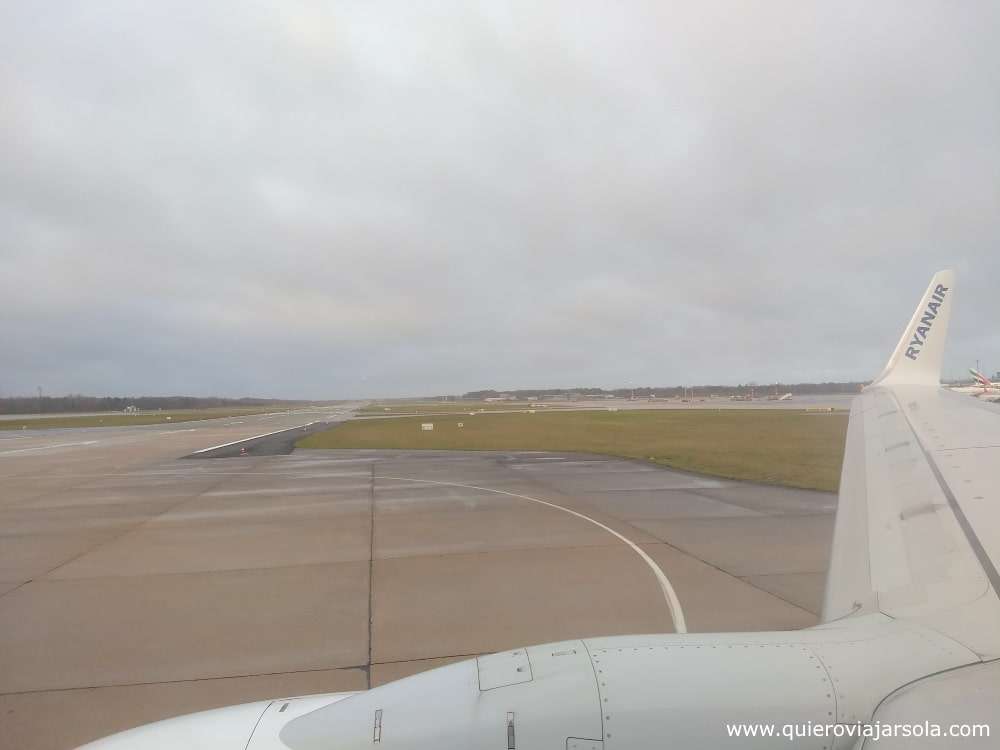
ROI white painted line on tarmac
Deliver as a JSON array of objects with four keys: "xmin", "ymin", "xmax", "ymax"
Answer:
[
  {"xmin": 379, "ymin": 475, "xmax": 687, "ymax": 634},
  {"xmin": 0, "ymin": 440, "xmax": 99, "ymax": 456},
  {"xmin": 190, "ymin": 422, "xmax": 319, "ymax": 454}
]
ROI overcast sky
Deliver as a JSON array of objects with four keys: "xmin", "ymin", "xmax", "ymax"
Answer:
[{"xmin": 2, "ymin": 2, "xmax": 998, "ymax": 398}]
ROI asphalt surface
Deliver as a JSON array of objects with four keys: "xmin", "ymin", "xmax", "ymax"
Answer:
[
  {"xmin": 182, "ymin": 421, "xmax": 341, "ymax": 458},
  {"xmin": 0, "ymin": 409, "xmax": 834, "ymax": 750}
]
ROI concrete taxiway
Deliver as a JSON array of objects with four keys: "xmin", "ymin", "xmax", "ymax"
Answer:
[{"xmin": 0, "ymin": 412, "xmax": 834, "ymax": 750}]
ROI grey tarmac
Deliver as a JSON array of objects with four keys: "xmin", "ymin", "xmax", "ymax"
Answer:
[{"xmin": 0, "ymin": 411, "xmax": 832, "ymax": 750}]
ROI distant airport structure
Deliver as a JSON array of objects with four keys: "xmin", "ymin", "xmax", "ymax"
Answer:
[
  {"xmin": 461, "ymin": 382, "xmax": 865, "ymax": 402},
  {"xmin": 0, "ymin": 395, "xmax": 334, "ymax": 416}
]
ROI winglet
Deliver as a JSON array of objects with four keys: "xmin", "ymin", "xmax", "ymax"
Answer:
[{"xmin": 869, "ymin": 270, "xmax": 955, "ymax": 387}]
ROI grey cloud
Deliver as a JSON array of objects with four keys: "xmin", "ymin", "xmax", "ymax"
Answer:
[{"xmin": 2, "ymin": 1, "xmax": 998, "ymax": 398}]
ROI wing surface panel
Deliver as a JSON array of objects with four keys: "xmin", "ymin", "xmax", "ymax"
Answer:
[{"xmin": 821, "ymin": 272, "xmax": 1000, "ymax": 657}]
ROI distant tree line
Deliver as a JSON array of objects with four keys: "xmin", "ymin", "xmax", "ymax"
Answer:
[
  {"xmin": 461, "ymin": 382, "xmax": 865, "ymax": 400},
  {"xmin": 0, "ymin": 394, "xmax": 332, "ymax": 415}
]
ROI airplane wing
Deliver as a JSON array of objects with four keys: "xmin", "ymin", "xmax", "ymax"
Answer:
[{"xmin": 822, "ymin": 270, "xmax": 1000, "ymax": 658}]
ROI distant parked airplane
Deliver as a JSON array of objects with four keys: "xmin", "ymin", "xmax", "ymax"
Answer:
[
  {"xmin": 950, "ymin": 368, "xmax": 1000, "ymax": 399},
  {"xmin": 766, "ymin": 390, "xmax": 794, "ymax": 401},
  {"xmin": 971, "ymin": 368, "xmax": 999, "ymax": 389}
]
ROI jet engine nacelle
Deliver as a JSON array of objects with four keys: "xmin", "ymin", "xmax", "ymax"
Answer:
[{"xmin": 80, "ymin": 623, "xmax": 977, "ymax": 750}]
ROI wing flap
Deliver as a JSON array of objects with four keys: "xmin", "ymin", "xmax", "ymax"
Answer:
[{"xmin": 822, "ymin": 393, "xmax": 877, "ymax": 621}]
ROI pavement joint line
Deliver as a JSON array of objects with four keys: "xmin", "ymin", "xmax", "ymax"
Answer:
[
  {"xmin": 497, "ymin": 462, "xmax": 823, "ymax": 619},
  {"xmin": 628, "ymin": 531, "xmax": 819, "ymax": 618},
  {"xmin": 377, "ymin": 475, "xmax": 687, "ymax": 634},
  {"xmin": 0, "ymin": 440, "xmax": 99, "ymax": 456},
  {"xmin": 625, "ymin": 512, "xmax": 831, "ymax": 521},
  {"xmin": 10, "ymin": 560, "xmax": 375, "ymax": 585},
  {"xmin": 368, "ymin": 651, "xmax": 482, "ymax": 667},
  {"xmin": 685, "ymin": 487, "xmax": 835, "ymax": 514},
  {"xmin": 0, "ymin": 665, "xmax": 366, "ymax": 697},
  {"xmin": 0, "ymin": 460, "xmax": 269, "ymax": 600},
  {"xmin": 9, "ymin": 540, "xmax": 671, "ymax": 587},
  {"xmin": 742, "ymin": 570, "xmax": 828, "ymax": 576},
  {"xmin": 0, "ymin": 654, "xmax": 486, "ymax": 697},
  {"xmin": 517, "ymin": 463, "xmax": 822, "ymax": 619},
  {"xmin": 0, "ymin": 470, "xmax": 375, "ymax": 480}
]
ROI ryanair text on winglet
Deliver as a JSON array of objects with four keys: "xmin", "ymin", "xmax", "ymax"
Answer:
[{"xmin": 905, "ymin": 283, "xmax": 949, "ymax": 361}]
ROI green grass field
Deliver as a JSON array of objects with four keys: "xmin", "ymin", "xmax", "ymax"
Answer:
[
  {"xmin": 0, "ymin": 407, "xmax": 288, "ymax": 431},
  {"xmin": 299, "ymin": 409, "xmax": 849, "ymax": 491}
]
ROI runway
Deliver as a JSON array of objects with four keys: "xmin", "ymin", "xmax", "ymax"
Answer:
[{"xmin": 0, "ymin": 412, "xmax": 834, "ymax": 749}]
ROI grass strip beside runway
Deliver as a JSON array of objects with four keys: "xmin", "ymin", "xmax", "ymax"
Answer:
[
  {"xmin": 298, "ymin": 409, "xmax": 848, "ymax": 492},
  {"xmin": 0, "ymin": 407, "xmax": 289, "ymax": 431}
]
